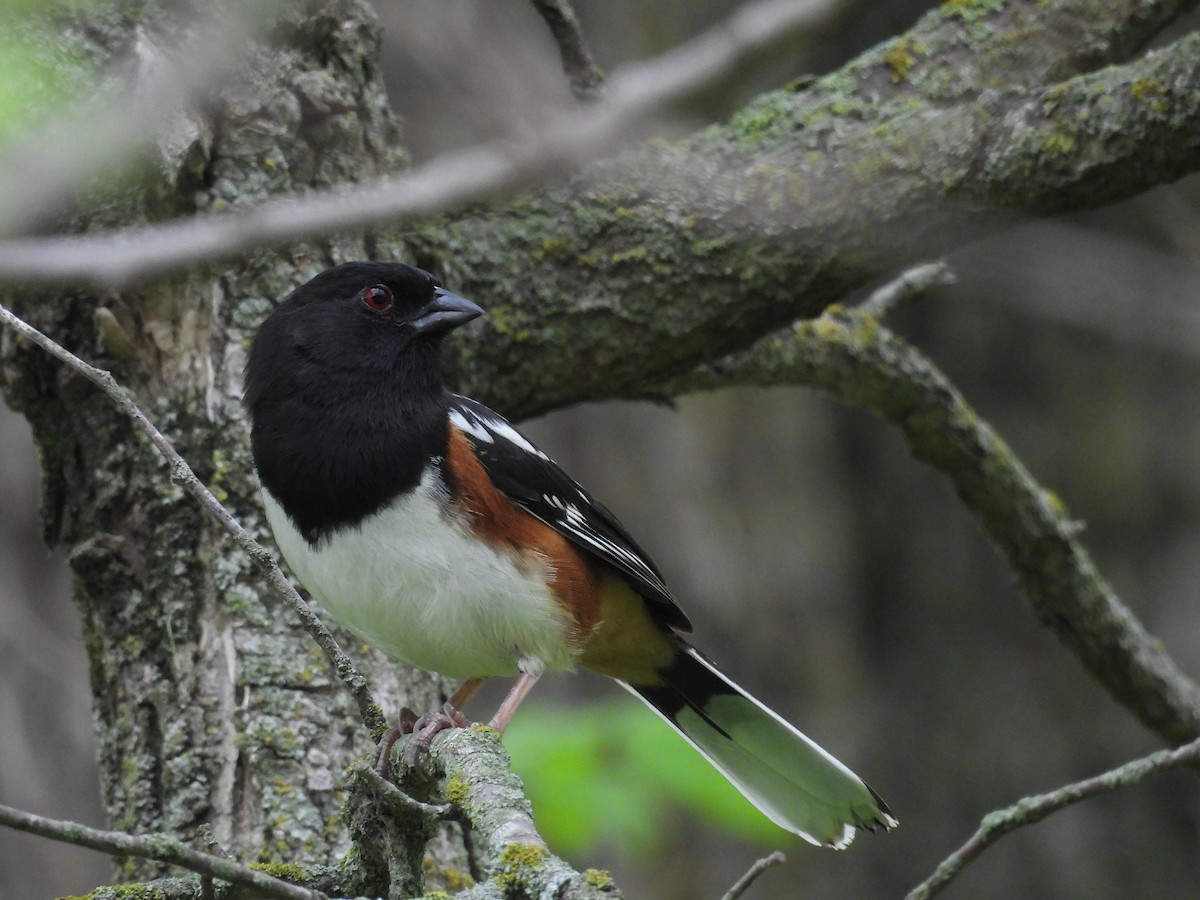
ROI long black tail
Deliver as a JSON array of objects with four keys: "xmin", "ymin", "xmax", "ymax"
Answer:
[{"xmin": 624, "ymin": 642, "xmax": 895, "ymax": 848}]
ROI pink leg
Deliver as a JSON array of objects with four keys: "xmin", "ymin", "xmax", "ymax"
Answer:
[
  {"xmin": 447, "ymin": 676, "xmax": 486, "ymax": 712},
  {"xmin": 487, "ymin": 670, "xmax": 542, "ymax": 734}
]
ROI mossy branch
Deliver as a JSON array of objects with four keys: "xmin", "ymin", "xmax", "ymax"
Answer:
[
  {"xmin": 440, "ymin": 27, "xmax": 1200, "ymax": 418},
  {"xmin": 0, "ymin": 0, "xmax": 1195, "ymax": 302},
  {"xmin": 659, "ymin": 266, "xmax": 1200, "ymax": 745},
  {"xmin": 328, "ymin": 727, "xmax": 624, "ymax": 897},
  {"xmin": 6, "ymin": 728, "xmax": 630, "ymax": 900},
  {"xmin": 418, "ymin": 727, "xmax": 623, "ymax": 899}
]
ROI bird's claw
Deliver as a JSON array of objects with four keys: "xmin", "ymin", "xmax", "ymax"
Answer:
[
  {"xmin": 376, "ymin": 703, "xmax": 472, "ymax": 777},
  {"xmin": 404, "ymin": 702, "xmax": 472, "ymax": 766}
]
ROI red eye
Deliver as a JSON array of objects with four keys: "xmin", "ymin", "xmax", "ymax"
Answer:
[{"xmin": 362, "ymin": 285, "xmax": 393, "ymax": 311}]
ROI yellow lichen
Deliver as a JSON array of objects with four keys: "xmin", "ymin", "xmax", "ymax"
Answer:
[
  {"xmin": 609, "ymin": 246, "xmax": 649, "ymax": 265},
  {"xmin": 1043, "ymin": 131, "xmax": 1076, "ymax": 156},
  {"xmin": 585, "ymin": 868, "xmax": 614, "ymax": 889},
  {"xmin": 445, "ymin": 773, "xmax": 470, "ymax": 806},
  {"xmin": 1129, "ymin": 78, "xmax": 1166, "ymax": 99},
  {"xmin": 250, "ymin": 861, "xmax": 308, "ymax": 884},
  {"xmin": 884, "ymin": 40, "xmax": 924, "ymax": 83},
  {"xmin": 492, "ymin": 842, "xmax": 549, "ymax": 890}
]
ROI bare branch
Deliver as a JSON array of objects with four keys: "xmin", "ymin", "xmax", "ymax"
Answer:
[
  {"xmin": 662, "ymin": 301, "xmax": 1200, "ymax": 745},
  {"xmin": 720, "ymin": 851, "xmax": 786, "ymax": 900},
  {"xmin": 0, "ymin": 302, "xmax": 389, "ymax": 739},
  {"xmin": 906, "ymin": 736, "xmax": 1200, "ymax": 899},
  {"xmin": 0, "ymin": 802, "xmax": 323, "ymax": 900},
  {"xmin": 858, "ymin": 261, "xmax": 955, "ymax": 318},
  {"xmin": 530, "ymin": 0, "xmax": 605, "ymax": 102}
]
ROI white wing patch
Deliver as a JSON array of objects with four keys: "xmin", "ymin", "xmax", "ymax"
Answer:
[
  {"xmin": 449, "ymin": 403, "xmax": 549, "ymax": 460},
  {"xmin": 448, "ymin": 407, "xmax": 492, "ymax": 443}
]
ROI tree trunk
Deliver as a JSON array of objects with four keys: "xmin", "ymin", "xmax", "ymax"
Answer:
[{"xmin": 1, "ymin": 0, "xmax": 461, "ymax": 887}]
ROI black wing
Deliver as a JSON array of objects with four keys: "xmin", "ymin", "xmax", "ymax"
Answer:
[{"xmin": 448, "ymin": 395, "xmax": 692, "ymax": 632}]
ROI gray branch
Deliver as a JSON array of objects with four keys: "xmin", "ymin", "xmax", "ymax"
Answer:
[
  {"xmin": 0, "ymin": 0, "xmax": 841, "ymax": 286},
  {"xmin": 2, "ymin": 2, "xmax": 1194, "ymax": 294},
  {"xmin": 720, "ymin": 851, "xmax": 786, "ymax": 900}
]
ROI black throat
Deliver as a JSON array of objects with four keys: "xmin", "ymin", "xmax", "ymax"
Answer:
[{"xmin": 248, "ymin": 371, "xmax": 451, "ymax": 544}]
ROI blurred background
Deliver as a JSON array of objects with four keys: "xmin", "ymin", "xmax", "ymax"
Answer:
[{"xmin": 2, "ymin": 0, "xmax": 1199, "ymax": 897}]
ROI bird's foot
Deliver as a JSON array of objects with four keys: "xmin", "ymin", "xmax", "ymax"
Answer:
[
  {"xmin": 404, "ymin": 702, "xmax": 472, "ymax": 766},
  {"xmin": 373, "ymin": 705, "xmax": 440, "ymax": 777},
  {"xmin": 375, "ymin": 694, "xmax": 478, "ymax": 777},
  {"xmin": 370, "ymin": 702, "xmax": 474, "ymax": 776}
]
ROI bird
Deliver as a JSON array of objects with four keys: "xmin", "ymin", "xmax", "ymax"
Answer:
[{"xmin": 242, "ymin": 260, "xmax": 896, "ymax": 848}]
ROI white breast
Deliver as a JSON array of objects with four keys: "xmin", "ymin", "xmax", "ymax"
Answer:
[{"xmin": 260, "ymin": 467, "xmax": 577, "ymax": 680}]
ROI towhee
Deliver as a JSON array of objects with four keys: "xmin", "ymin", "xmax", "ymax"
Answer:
[{"xmin": 243, "ymin": 261, "xmax": 895, "ymax": 848}]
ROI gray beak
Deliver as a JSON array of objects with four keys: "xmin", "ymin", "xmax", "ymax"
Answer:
[{"xmin": 411, "ymin": 288, "xmax": 485, "ymax": 335}]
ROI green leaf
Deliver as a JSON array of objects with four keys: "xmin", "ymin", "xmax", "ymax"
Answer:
[{"xmin": 505, "ymin": 695, "xmax": 790, "ymax": 857}]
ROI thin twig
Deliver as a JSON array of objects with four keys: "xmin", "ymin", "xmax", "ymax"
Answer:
[
  {"xmin": 530, "ymin": 0, "xmax": 605, "ymax": 101},
  {"xmin": 0, "ymin": 802, "xmax": 323, "ymax": 900},
  {"xmin": 0, "ymin": 302, "xmax": 388, "ymax": 739},
  {"xmin": 352, "ymin": 763, "xmax": 455, "ymax": 821},
  {"xmin": 906, "ymin": 736, "xmax": 1200, "ymax": 899},
  {"xmin": 719, "ymin": 851, "xmax": 786, "ymax": 900},
  {"xmin": 0, "ymin": 0, "xmax": 840, "ymax": 287},
  {"xmin": 858, "ymin": 260, "xmax": 955, "ymax": 318}
]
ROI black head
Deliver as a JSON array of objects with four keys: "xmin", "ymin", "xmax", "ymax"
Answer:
[
  {"xmin": 243, "ymin": 261, "xmax": 484, "ymax": 540},
  {"xmin": 244, "ymin": 261, "xmax": 482, "ymax": 410}
]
